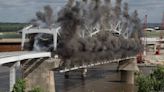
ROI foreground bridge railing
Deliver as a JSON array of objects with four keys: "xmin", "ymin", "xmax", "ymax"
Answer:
[{"xmin": 0, "ymin": 51, "xmax": 51, "ymax": 65}]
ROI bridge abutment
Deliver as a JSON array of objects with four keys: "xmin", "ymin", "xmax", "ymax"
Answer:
[
  {"xmin": 120, "ymin": 70, "xmax": 134, "ymax": 84},
  {"xmin": 23, "ymin": 57, "xmax": 60, "ymax": 92},
  {"xmin": 118, "ymin": 59, "xmax": 139, "ymax": 84}
]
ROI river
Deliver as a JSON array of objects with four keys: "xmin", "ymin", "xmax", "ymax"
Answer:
[{"xmin": 0, "ymin": 63, "xmax": 155, "ymax": 92}]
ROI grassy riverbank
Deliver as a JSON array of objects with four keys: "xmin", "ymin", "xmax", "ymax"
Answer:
[
  {"xmin": 0, "ymin": 23, "xmax": 27, "ymax": 32},
  {"xmin": 0, "ymin": 23, "xmax": 28, "ymax": 39}
]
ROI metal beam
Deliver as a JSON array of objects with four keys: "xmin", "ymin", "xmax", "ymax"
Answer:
[{"xmin": 21, "ymin": 27, "xmax": 61, "ymax": 50}]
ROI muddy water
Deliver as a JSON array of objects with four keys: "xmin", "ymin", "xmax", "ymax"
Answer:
[
  {"xmin": 0, "ymin": 66, "xmax": 9, "ymax": 92},
  {"xmin": 55, "ymin": 63, "xmax": 135, "ymax": 92},
  {"xmin": 0, "ymin": 63, "xmax": 155, "ymax": 92}
]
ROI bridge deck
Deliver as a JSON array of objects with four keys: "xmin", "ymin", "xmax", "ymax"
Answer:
[
  {"xmin": 59, "ymin": 56, "xmax": 136, "ymax": 73},
  {"xmin": 0, "ymin": 51, "xmax": 51, "ymax": 65}
]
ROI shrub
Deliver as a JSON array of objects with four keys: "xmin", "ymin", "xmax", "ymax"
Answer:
[
  {"xmin": 12, "ymin": 79, "xmax": 26, "ymax": 92},
  {"xmin": 29, "ymin": 87, "xmax": 43, "ymax": 92},
  {"xmin": 150, "ymin": 66, "xmax": 164, "ymax": 91},
  {"xmin": 136, "ymin": 75, "xmax": 154, "ymax": 92},
  {"xmin": 12, "ymin": 79, "xmax": 43, "ymax": 92},
  {"xmin": 136, "ymin": 66, "xmax": 164, "ymax": 92}
]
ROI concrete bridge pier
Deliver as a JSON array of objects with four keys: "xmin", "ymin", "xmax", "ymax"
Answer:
[
  {"xmin": 2, "ymin": 61, "xmax": 21, "ymax": 92},
  {"xmin": 23, "ymin": 57, "xmax": 60, "ymax": 92},
  {"xmin": 9, "ymin": 63, "xmax": 17, "ymax": 92},
  {"xmin": 3, "ymin": 61, "xmax": 21, "ymax": 92},
  {"xmin": 120, "ymin": 70, "xmax": 134, "ymax": 84},
  {"xmin": 118, "ymin": 58, "xmax": 139, "ymax": 84}
]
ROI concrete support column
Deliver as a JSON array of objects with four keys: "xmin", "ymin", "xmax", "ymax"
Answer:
[
  {"xmin": 120, "ymin": 70, "xmax": 134, "ymax": 84},
  {"xmin": 3, "ymin": 61, "xmax": 21, "ymax": 92},
  {"xmin": 9, "ymin": 64, "xmax": 16, "ymax": 92},
  {"xmin": 48, "ymin": 71, "xmax": 56, "ymax": 92},
  {"xmin": 118, "ymin": 59, "xmax": 139, "ymax": 84},
  {"xmin": 23, "ymin": 58, "xmax": 60, "ymax": 92},
  {"xmin": 81, "ymin": 68, "xmax": 87, "ymax": 78},
  {"xmin": 9, "ymin": 61, "xmax": 21, "ymax": 92}
]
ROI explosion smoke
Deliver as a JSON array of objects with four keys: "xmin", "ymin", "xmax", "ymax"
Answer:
[
  {"xmin": 28, "ymin": 5, "xmax": 55, "ymax": 51},
  {"xmin": 27, "ymin": 0, "xmax": 143, "ymax": 68},
  {"xmin": 57, "ymin": 0, "xmax": 143, "ymax": 68},
  {"xmin": 114, "ymin": 0, "xmax": 122, "ymax": 19}
]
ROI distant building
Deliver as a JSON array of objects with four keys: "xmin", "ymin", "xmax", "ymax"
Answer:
[
  {"xmin": 154, "ymin": 26, "xmax": 160, "ymax": 30},
  {"xmin": 144, "ymin": 28, "xmax": 155, "ymax": 32}
]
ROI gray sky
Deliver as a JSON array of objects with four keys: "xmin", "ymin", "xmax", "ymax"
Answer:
[{"xmin": 0, "ymin": 0, "xmax": 163, "ymax": 23}]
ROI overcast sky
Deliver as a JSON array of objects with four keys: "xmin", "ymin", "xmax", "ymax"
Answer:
[{"xmin": 0, "ymin": 0, "xmax": 163, "ymax": 23}]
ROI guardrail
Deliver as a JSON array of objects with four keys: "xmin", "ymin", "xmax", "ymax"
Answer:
[
  {"xmin": 59, "ymin": 56, "xmax": 136, "ymax": 73},
  {"xmin": 0, "ymin": 51, "xmax": 51, "ymax": 65}
]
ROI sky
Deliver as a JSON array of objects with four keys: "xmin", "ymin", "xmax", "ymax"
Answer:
[{"xmin": 0, "ymin": 0, "xmax": 163, "ymax": 23}]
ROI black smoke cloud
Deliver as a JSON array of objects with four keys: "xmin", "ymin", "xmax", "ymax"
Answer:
[
  {"xmin": 27, "ymin": 0, "xmax": 143, "ymax": 68},
  {"xmin": 57, "ymin": 0, "xmax": 143, "ymax": 68}
]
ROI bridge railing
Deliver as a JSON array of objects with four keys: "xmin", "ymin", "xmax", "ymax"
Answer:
[{"xmin": 59, "ymin": 56, "xmax": 136, "ymax": 73}]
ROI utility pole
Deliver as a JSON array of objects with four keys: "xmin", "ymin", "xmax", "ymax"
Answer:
[
  {"xmin": 137, "ymin": 15, "xmax": 147, "ymax": 63},
  {"xmin": 156, "ymin": 13, "xmax": 164, "ymax": 55},
  {"xmin": 161, "ymin": 12, "xmax": 164, "ymax": 30},
  {"xmin": 143, "ymin": 15, "xmax": 147, "ymax": 56}
]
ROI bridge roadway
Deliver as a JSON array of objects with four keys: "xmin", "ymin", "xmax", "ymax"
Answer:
[{"xmin": 0, "ymin": 51, "xmax": 51, "ymax": 65}]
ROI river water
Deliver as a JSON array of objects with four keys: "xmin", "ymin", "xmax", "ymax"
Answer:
[{"xmin": 0, "ymin": 63, "xmax": 155, "ymax": 92}]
